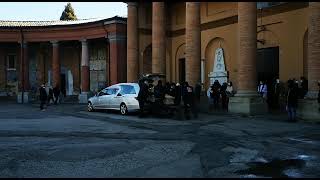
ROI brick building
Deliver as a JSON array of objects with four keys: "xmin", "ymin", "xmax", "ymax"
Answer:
[
  {"xmin": 126, "ymin": 2, "xmax": 319, "ymax": 120},
  {"xmin": 0, "ymin": 16, "xmax": 127, "ymax": 103}
]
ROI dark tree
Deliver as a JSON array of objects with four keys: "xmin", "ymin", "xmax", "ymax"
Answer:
[{"xmin": 60, "ymin": 3, "xmax": 77, "ymax": 21}]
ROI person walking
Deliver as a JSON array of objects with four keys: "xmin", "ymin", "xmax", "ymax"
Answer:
[
  {"xmin": 53, "ymin": 85, "xmax": 60, "ymax": 105},
  {"xmin": 47, "ymin": 86, "xmax": 54, "ymax": 105},
  {"xmin": 39, "ymin": 84, "xmax": 47, "ymax": 111},
  {"xmin": 258, "ymin": 80, "xmax": 268, "ymax": 102},
  {"xmin": 286, "ymin": 80, "xmax": 299, "ymax": 122},
  {"xmin": 183, "ymin": 82, "xmax": 197, "ymax": 119}
]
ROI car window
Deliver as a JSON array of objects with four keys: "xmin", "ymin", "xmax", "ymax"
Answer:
[
  {"xmin": 106, "ymin": 88, "xmax": 118, "ymax": 95},
  {"xmin": 99, "ymin": 89, "xmax": 107, "ymax": 96},
  {"xmin": 120, "ymin": 85, "xmax": 136, "ymax": 95}
]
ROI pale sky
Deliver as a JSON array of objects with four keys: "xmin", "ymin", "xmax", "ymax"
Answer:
[{"xmin": 0, "ymin": 2, "xmax": 128, "ymax": 21}]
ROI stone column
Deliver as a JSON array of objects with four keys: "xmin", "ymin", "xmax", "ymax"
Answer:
[
  {"xmin": 229, "ymin": 2, "xmax": 267, "ymax": 115},
  {"xmin": 152, "ymin": 2, "xmax": 166, "ymax": 74},
  {"xmin": 79, "ymin": 39, "xmax": 90, "ymax": 104},
  {"xmin": 127, "ymin": 2, "xmax": 139, "ymax": 82},
  {"xmin": 81, "ymin": 39, "xmax": 89, "ymax": 92},
  {"xmin": 51, "ymin": 40, "xmax": 60, "ymax": 88},
  {"xmin": 108, "ymin": 34, "xmax": 127, "ymax": 85},
  {"xmin": 297, "ymin": 2, "xmax": 320, "ymax": 121},
  {"xmin": 185, "ymin": 2, "xmax": 201, "ymax": 87}
]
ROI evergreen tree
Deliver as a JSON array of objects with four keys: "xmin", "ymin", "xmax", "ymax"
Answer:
[{"xmin": 60, "ymin": 3, "xmax": 77, "ymax": 21}]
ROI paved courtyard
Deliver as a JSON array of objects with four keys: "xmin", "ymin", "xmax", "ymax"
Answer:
[{"xmin": 0, "ymin": 102, "xmax": 319, "ymax": 178}]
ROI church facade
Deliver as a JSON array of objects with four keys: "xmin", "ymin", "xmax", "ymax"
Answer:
[
  {"xmin": 126, "ymin": 2, "xmax": 319, "ymax": 120},
  {"xmin": 127, "ymin": 2, "xmax": 315, "ymax": 90}
]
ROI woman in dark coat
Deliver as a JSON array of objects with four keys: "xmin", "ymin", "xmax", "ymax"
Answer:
[{"xmin": 39, "ymin": 84, "xmax": 48, "ymax": 111}]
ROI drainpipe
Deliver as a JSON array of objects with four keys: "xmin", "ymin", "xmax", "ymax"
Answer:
[{"xmin": 20, "ymin": 28, "xmax": 24, "ymax": 104}]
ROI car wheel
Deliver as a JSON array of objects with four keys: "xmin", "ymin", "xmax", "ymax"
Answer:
[
  {"xmin": 120, "ymin": 103, "xmax": 128, "ymax": 115},
  {"xmin": 88, "ymin": 102, "xmax": 94, "ymax": 112}
]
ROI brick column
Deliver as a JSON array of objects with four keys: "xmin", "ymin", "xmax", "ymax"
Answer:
[
  {"xmin": 51, "ymin": 40, "xmax": 60, "ymax": 88},
  {"xmin": 296, "ymin": 2, "xmax": 320, "ymax": 121},
  {"xmin": 20, "ymin": 42, "xmax": 29, "ymax": 90},
  {"xmin": 185, "ymin": 2, "xmax": 201, "ymax": 87},
  {"xmin": 152, "ymin": 2, "xmax": 166, "ymax": 74},
  {"xmin": 81, "ymin": 39, "xmax": 90, "ymax": 92},
  {"xmin": 228, "ymin": 2, "xmax": 267, "ymax": 115},
  {"xmin": 127, "ymin": 2, "xmax": 139, "ymax": 82},
  {"xmin": 307, "ymin": 2, "xmax": 320, "ymax": 98},
  {"xmin": 237, "ymin": 2, "xmax": 257, "ymax": 95},
  {"xmin": 108, "ymin": 34, "xmax": 127, "ymax": 85}
]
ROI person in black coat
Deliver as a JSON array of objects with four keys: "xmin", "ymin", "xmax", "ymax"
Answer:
[
  {"xmin": 183, "ymin": 82, "xmax": 198, "ymax": 119},
  {"xmin": 53, "ymin": 85, "xmax": 60, "ymax": 105},
  {"xmin": 300, "ymin": 76, "xmax": 308, "ymax": 98},
  {"xmin": 286, "ymin": 80, "xmax": 299, "ymax": 122},
  {"xmin": 273, "ymin": 78, "xmax": 281, "ymax": 109},
  {"xmin": 195, "ymin": 82, "xmax": 201, "ymax": 102},
  {"xmin": 137, "ymin": 80, "xmax": 149, "ymax": 117},
  {"xmin": 182, "ymin": 82, "xmax": 188, "ymax": 106},
  {"xmin": 220, "ymin": 82, "xmax": 228, "ymax": 111},
  {"xmin": 212, "ymin": 80, "xmax": 221, "ymax": 109},
  {"xmin": 168, "ymin": 83, "xmax": 176, "ymax": 97},
  {"xmin": 154, "ymin": 80, "xmax": 165, "ymax": 103},
  {"xmin": 174, "ymin": 83, "xmax": 182, "ymax": 106},
  {"xmin": 47, "ymin": 86, "xmax": 54, "ymax": 105},
  {"xmin": 39, "ymin": 84, "xmax": 48, "ymax": 111}
]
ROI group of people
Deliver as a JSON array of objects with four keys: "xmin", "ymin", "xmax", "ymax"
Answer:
[
  {"xmin": 207, "ymin": 80, "xmax": 234, "ymax": 111},
  {"xmin": 257, "ymin": 76, "xmax": 309, "ymax": 110},
  {"xmin": 137, "ymin": 80, "xmax": 202, "ymax": 119},
  {"xmin": 137, "ymin": 78, "xmax": 236, "ymax": 118},
  {"xmin": 39, "ymin": 83, "xmax": 63, "ymax": 111},
  {"xmin": 257, "ymin": 76, "xmax": 320, "ymax": 122}
]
